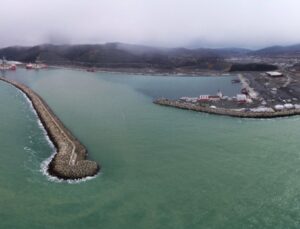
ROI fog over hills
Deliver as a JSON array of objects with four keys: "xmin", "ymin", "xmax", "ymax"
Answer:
[{"xmin": 0, "ymin": 43, "xmax": 245, "ymax": 68}]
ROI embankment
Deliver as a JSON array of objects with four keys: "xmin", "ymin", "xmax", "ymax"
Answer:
[
  {"xmin": 154, "ymin": 98, "xmax": 300, "ymax": 118},
  {"xmin": 0, "ymin": 77, "xmax": 100, "ymax": 180}
]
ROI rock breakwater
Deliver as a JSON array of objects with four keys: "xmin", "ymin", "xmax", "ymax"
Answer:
[{"xmin": 0, "ymin": 77, "xmax": 100, "ymax": 180}]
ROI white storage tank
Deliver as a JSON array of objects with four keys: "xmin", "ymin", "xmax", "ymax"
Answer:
[
  {"xmin": 274, "ymin": 105, "xmax": 284, "ymax": 111},
  {"xmin": 284, "ymin": 104, "xmax": 294, "ymax": 109}
]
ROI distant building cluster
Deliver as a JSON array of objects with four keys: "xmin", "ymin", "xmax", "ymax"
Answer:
[
  {"xmin": 266, "ymin": 71, "xmax": 283, "ymax": 77},
  {"xmin": 179, "ymin": 90, "xmax": 251, "ymax": 104}
]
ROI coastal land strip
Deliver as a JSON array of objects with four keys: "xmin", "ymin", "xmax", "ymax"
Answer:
[
  {"xmin": 154, "ymin": 70, "xmax": 300, "ymax": 119},
  {"xmin": 0, "ymin": 77, "xmax": 100, "ymax": 180},
  {"xmin": 154, "ymin": 98, "xmax": 300, "ymax": 119}
]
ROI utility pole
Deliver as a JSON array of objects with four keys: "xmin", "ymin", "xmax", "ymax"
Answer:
[{"xmin": 1, "ymin": 56, "xmax": 7, "ymax": 78}]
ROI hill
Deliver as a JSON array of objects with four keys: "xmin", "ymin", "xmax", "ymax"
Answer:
[
  {"xmin": 0, "ymin": 43, "xmax": 248, "ymax": 70},
  {"xmin": 252, "ymin": 44, "xmax": 300, "ymax": 56}
]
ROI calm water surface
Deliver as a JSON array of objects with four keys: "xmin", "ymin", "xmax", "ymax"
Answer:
[{"xmin": 1, "ymin": 69, "xmax": 300, "ymax": 228}]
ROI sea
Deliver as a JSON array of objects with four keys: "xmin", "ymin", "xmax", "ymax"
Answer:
[{"xmin": 1, "ymin": 68, "xmax": 300, "ymax": 228}]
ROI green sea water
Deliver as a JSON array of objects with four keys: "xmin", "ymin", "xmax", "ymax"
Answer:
[{"xmin": 1, "ymin": 69, "xmax": 300, "ymax": 228}]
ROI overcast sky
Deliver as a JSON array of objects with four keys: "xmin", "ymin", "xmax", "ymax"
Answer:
[{"xmin": 0, "ymin": 0, "xmax": 300, "ymax": 49}]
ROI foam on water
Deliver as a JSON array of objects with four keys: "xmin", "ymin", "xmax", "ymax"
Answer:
[{"xmin": 39, "ymin": 148, "xmax": 100, "ymax": 184}]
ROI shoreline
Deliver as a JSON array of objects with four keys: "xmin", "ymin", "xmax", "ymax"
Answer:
[
  {"xmin": 49, "ymin": 64, "xmax": 230, "ymax": 77},
  {"xmin": 0, "ymin": 77, "xmax": 100, "ymax": 180},
  {"xmin": 154, "ymin": 98, "xmax": 300, "ymax": 119}
]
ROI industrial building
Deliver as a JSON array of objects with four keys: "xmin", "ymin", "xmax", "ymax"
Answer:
[{"xmin": 266, "ymin": 71, "xmax": 283, "ymax": 77}]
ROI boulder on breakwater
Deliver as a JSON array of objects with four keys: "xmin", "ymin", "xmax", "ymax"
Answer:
[{"xmin": 0, "ymin": 77, "xmax": 100, "ymax": 180}]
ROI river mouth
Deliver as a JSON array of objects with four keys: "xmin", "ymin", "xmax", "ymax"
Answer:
[{"xmin": 1, "ymin": 68, "xmax": 300, "ymax": 228}]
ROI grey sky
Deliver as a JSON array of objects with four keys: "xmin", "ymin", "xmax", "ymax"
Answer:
[{"xmin": 0, "ymin": 0, "xmax": 300, "ymax": 49}]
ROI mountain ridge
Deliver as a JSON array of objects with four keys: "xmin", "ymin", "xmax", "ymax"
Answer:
[{"xmin": 0, "ymin": 43, "xmax": 299, "ymax": 70}]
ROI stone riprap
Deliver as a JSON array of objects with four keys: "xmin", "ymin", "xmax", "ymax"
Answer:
[{"xmin": 0, "ymin": 77, "xmax": 100, "ymax": 180}]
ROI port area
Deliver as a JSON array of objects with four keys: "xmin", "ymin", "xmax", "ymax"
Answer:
[
  {"xmin": 0, "ymin": 77, "xmax": 100, "ymax": 180},
  {"xmin": 154, "ymin": 71, "xmax": 300, "ymax": 118}
]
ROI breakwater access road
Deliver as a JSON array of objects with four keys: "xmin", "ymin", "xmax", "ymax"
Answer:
[{"xmin": 0, "ymin": 77, "xmax": 100, "ymax": 180}]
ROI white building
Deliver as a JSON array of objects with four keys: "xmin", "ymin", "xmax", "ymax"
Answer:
[
  {"xmin": 266, "ymin": 71, "xmax": 283, "ymax": 77},
  {"xmin": 198, "ymin": 95, "xmax": 209, "ymax": 102},
  {"xmin": 236, "ymin": 94, "xmax": 247, "ymax": 102}
]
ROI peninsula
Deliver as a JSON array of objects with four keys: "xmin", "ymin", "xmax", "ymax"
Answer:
[{"xmin": 0, "ymin": 77, "xmax": 100, "ymax": 180}]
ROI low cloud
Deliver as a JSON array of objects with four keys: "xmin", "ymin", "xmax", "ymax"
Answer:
[{"xmin": 0, "ymin": 0, "xmax": 300, "ymax": 49}]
